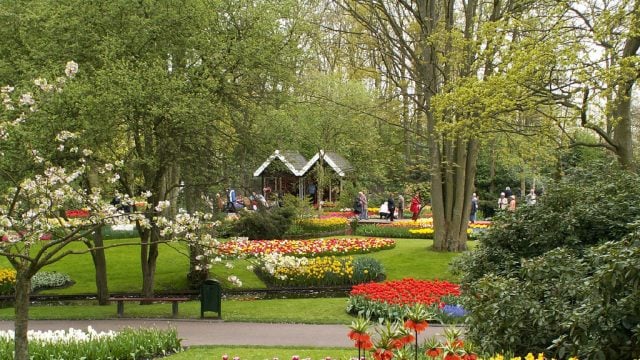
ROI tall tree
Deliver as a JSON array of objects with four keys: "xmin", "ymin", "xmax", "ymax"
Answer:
[{"xmin": 338, "ymin": 0, "xmax": 529, "ymax": 251}]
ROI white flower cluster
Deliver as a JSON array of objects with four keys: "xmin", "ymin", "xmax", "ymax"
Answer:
[
  {"xmin": 0, "ymin": 326, "xmax": 116, "ymax": 343},
  {"xmin": 259, "ymin": 253, "xmax": 309, "ymax": 280},
  {"xmin": 227, "ymin": 275, "xmax": 242, "ymax": 287},
  {"xmin": 65, "ymin": 61, "xmax": 79, "ymax": 78}
]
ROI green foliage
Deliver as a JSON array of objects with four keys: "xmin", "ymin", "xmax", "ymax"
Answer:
[
  {"xmin": 351, "ymin": 256, "xmax": 385, "ymax": 284},
  {"xmin": 0, "ymin": 327, "xmax": 182, "ymax": 360},
  {"xmin": 31, "ymin": 271, "xmax": 73, "ymax": 293},
  {"xmin": 457, "ymin": 166, "xmax": 640, "ymax": 359},
  {"xmin": 282, "ymin": 193, "xmax": 315, "ymax": 219},
  {"xmin": 232, "ymin": 207, "xmax": 296, "ymax": 240},
  {"xmin": 457, "ymin": 166, "xmax": 640, "ymax": 284}
]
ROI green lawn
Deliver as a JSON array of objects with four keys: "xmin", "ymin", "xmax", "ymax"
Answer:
[
  {"xmin": 165, "ymin": 346, "xmax": 354, "ymax": 360},
  {"xmin": 0, "ymin": 237, "xmax": 469, "ymax": 294},
  {"xmin": 0, "ymin": 237, "xmax": 474, "ymax": 322},
  {"xmin": 0, "ymin": 297, "xmax": 353, "ymax": 323}
]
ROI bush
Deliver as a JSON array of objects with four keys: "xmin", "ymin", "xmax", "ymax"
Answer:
[
  {"xmin": 351, "ymin": 256, "xmax": 385, "ymax": 283},
  {"xmin": 458, "ymin": 167, "xmax": 640, "ymax": 284},
  {"xmin": 232, "ymin": 207, "xmax": 296, "ymax": 240},
  {"xmin": 457, "ymin": 166, "xmax": 640, "ymax": 359},
  {"xmin": 31, "ymin": 271, "xmax": 73, "ymax": 292}
]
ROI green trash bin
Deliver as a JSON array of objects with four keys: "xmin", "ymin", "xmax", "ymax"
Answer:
[{"xmin": 200, "ymin": 278, "xmax": 222, "ymax": 318}]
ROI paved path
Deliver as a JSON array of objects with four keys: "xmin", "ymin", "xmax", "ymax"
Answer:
[{"xmin": 0, "ymin": 319, "xmax": 451, "ymax": 347}]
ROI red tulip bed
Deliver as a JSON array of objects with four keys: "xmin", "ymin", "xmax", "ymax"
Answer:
[
  {"xmin": 346, "ymin": 278, "xmax": 463, "ymax": 323},
  {"xmin": 214, "ymin": 237, "xmax": 396, "ymax": 257},
  {"xmin": 64, "ymin": 209, "xmax": 90, "ymax": 218}
]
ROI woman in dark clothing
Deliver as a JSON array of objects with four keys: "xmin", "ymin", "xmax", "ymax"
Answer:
[{"xmin": 387, "ymin": 194, "xmax": 395, "ymax": 222}]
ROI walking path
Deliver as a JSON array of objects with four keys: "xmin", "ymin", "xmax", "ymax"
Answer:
[{"xmin": 0, "ymin": 319, "xmax": 450, "ymax": 347}]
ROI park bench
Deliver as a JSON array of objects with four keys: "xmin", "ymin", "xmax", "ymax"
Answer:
[{"xmin": 109, "ymin": 297, "xmax": 190, "ymax": 318}]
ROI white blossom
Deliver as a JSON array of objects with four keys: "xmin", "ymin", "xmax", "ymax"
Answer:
[
  {"xmin": 19, "ymin": 93, "xmax": 35, "ymax": 106},
  {"xmin": 108, "ymin": 174, "xmax": 120, "ymax": 183},
  {"xmin": 55, "ymin": 131, "xmax": 77, "ymax": 142},
  {"xmin": 155, "ymin": 200, "xmax": 170, "ymax": 212},
  {"xmin": 65, "ymin": 61, "xmax": 78, "ymax": 77}
]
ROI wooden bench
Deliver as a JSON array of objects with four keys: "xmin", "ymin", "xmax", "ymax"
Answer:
[{"xmin": 109, "ymin": 297, "xmax": 190, "ymax": 318}]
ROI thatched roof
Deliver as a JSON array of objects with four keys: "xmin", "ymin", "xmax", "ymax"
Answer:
[
  {"xmin": 253, "ymin": 150, "xmax": 309, "ymax": 177},
  {"xmin": 301, "ymin": 150, "xmax": 354, "ymax": 177}
]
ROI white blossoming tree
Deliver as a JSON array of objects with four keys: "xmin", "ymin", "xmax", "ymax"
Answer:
[{"xmin": 0, "ymin": 63, "xmax": 229, "ymax": 360}]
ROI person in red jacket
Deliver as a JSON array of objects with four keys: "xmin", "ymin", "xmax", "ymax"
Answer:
[{"xmin": 410, "ymin": 193, "xmax": 422, "ymax": 221}]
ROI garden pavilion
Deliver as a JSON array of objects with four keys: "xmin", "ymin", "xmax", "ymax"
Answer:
[{"xmin": 253, "ymin": 149, "xmax": 353, "ymax": 204}]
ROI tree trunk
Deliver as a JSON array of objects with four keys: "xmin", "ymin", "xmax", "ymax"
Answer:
[
  {"xmin": 85, "ymin": 166, "xmax": 110, "ymax": 304},
  {"xmin": 91, "ymin": 227, "xmax": 110, "ymax": 305},
  {"xmin": 14, "ymin": 272, "xmax": 31, "ymax": 360},
  {"xmin": 140, "ymin": 226, "xmax": 159, "ymax": 299},
  {"xmin": 612, "ymin": 83, "xmax": 636, "ymax": 172}
]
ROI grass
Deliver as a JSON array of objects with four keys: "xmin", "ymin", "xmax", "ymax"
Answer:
[
  {"xmin": 0, "ymin": 237, "xmax": 468, "ymax": 294},
  {"xmin": 0, "ymin": 237, "xmax": 474, "ymax": 322},
  {"xmin": 165, "ymin": 345, "xmax": 354, "ymax": 360},
  {"xmin": 0, "ymin": 297, "xmax": 353, "ymax": 323}
]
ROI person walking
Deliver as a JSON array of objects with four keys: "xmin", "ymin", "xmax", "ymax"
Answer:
[
  {"xmin": 359, "ymin": 191, "xmax": 369, "ymax": 220},
  {"xmin": 397, "ymin": 194, "xmax": 405, "ymax": 219},
  {"xmin": 508, "ymin": 195, "xmax": 517, "ymax": 211},
  {"xmin": 387, "ymin": 194, "xmax": 396, "ymax": 222},
  {"xmin": 353, "ymin": 194, "xmax": 363, "ymax": 218},
  {"xmin": 497, "ymin": 192, "xmax": 508, "ymax": 210},
  {"xmin": 470, "ymin": 193, "xmax": 478, "ymax": 223},
  {"xmin": 526, "ymin": 188, "xmax": 537, "ymax": 205},
  {"xmin": 410, "ymin": 193, "xmax": 421, "ymax": 222},
  {"xmin": 504, "ymin": 186, "xmax": 513, "ymax": 198}
]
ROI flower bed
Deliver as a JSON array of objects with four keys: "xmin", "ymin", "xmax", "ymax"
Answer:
[
  {"xmin": 0, "ymin": 268, "xmax": 16, "ymax": 295},
  {"xmin": 347, "ymin": 279, "xmax": 462, "ymax": 322},
  {"xmin": 294, "ymin": 217, "xmax": 349, "ymax": 233},
  {"xmin": 64, "ymin": 209, "xmax": 90, "ymax": 218},
  {"xmin": 0, "ymin": 327, "xmax": 182, "ymax": 360},
  {"xmin": 254, "ymin": 254, "xmax": 384, "ymax": 287},
  {"xmin": 215, "ymin": 237, "xmax": 396, "ymax": 257}
]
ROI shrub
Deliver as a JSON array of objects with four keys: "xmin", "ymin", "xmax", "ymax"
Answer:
[
  {"xmin": 232, "ymin": 207, "xmax": 295, "ymax": 240},
  {"xmin": 31, "ymin": 271, "xmax": 73, "ymax": 292},
  {"xmin": 458, "ymin": 167, "xmax": 640, "ymax": 284},
  {"xmin": 351, "ymin": 256, "xmax": 385, "ymax": 283},
  {"xmin": 0, "ymin": 268, "xmax": 16, "ymax": 295},
  {"xmin": 457, "ymin": 166, "xmax": 640, "ymax": 359}
]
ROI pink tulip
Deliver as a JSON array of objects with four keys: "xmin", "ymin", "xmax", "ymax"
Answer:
[
  {"xmin": 222, "ymin": 355, "xmax": 228, "ymax": 360},
  {"xmin": 292, "ymin": 356, "xmax": 300, "ymax": 360}
]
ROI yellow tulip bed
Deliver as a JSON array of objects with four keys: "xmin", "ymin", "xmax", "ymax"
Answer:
[
  {"xmin": 0, "ymin": 268, "xmax": 16, "ymax": 295},
  {"xmin": 254, "ymin": 252, "xmax": 385, "ymax": 287}
]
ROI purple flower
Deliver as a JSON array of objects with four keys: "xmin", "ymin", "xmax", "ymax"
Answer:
[{"xmin": 442, "ymin": 304, "xmax": 467, "ymax": 317}]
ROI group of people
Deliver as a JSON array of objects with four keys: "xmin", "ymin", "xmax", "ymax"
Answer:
[
  {"xmin": 496, "ymin": 186, "xmax": 538, "ymax": 212},
  {"xmin": 468, "ymin": 186, "xmax": 539, "ymax": 223},
  {"xmin": 216, "ymin": 188, "xmax": 270, "ymax": 213},
  {"xmin": 354, "ymin": 192, "xmax": 423, "ymax": 222}
]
